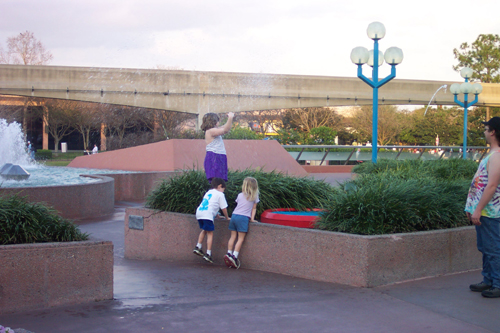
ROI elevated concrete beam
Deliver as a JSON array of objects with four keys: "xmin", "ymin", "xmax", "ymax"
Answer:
[{"xmin": 1, "ymin": 65, "xmax": 499, "ymax": 120}]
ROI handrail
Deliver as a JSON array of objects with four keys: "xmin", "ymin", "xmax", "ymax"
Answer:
[{"xmin": 282, "ymin": 145, "xmax": 490, "ymax": 163}]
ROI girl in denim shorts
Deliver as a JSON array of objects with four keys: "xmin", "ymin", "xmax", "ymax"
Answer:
[{"xmin": 224, "ymin": 177, "xmax": 259, "ymax": 269}]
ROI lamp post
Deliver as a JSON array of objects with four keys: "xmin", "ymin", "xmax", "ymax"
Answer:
[
  {"xmin": 350, "ymin": 22, "xmax": 403, "ymax": 163},
  {"xmin": 450, "ymin": 67, "xmax": 482, "ymax": 160}
]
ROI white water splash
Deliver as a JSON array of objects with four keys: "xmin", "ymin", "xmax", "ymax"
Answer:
[{"xmin": 0, "ymin": 119, "xmax": 33, "ymax": 167}]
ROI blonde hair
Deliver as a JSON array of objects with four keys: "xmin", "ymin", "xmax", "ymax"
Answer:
[
  {"xmin": 201, "ymin": 113, "xmax": 220, "ymax": 131},
  {"xmin": 242, "ymin": 177, "xmax": 259, "ymax": 202}
]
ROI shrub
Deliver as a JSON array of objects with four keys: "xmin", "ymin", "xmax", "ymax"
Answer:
[
  {"xmin": 316, "ymin": 173, "xmax": 470, "ymax": 235},
  {"xmin": 0, "ymin": 195, "xmax": 89, "ymax": 245},
  {"xmin": 352, "ymin": 159, "xmax": 478, "ymax": 181},
  {"xmin": 35, "ymin": 149, "xmax": 52, "ymax": 160},
  {"xmin": 146, "ymin": 169, "xmax": 334, "ymax": 219},
  {"xmin": 224, "ymin": 125, "xmax": 263, "ymax": 140}
]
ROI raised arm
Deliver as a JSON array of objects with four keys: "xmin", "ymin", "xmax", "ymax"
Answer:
[{"xmin": 207, "ymin": 112, "xmax": 234, "ymax": 137}]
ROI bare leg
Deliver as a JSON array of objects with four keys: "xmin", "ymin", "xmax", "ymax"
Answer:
[
  {"xmin": 206, "ymin": 231, "xmax": 213, "ymax": 252},
  {"xmin": 234, "ymin": 232, "xmax": 247, "ymax": 253},
  {"xmin": 197, "ymin": 230, "xmax": 207, "ymax": 245},
  {"xmin": 227, "ymin": 230, "xmax": 238, "ymax": 252}
]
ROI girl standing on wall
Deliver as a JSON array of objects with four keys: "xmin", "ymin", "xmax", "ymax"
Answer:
[{"xmin": 201, "ymin": 112, "xmax": 234, "ymax": 182}]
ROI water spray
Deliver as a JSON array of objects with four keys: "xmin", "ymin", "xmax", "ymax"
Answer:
[{"xmin": 424, "ymin": 85, "xmax": 447, "ymax": 116}]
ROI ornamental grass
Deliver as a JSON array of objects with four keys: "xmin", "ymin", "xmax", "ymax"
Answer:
[
  {"xmin": 316, "ymin": 159, "xmax": 476, "ymax": 234},
  {"xmin": 146, "ymin": 169, "xmax": 334, "ymax": 219},
  {"xmin": 0, "ymin": 195, "xmax": 89, "ymax": 245}
]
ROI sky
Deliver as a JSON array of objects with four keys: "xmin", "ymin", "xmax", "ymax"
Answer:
[{"xmin": 1, "ymin": 0, "xmax": 499, "ymax": 82}]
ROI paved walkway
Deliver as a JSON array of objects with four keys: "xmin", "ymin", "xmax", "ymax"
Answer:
[{"xmin": 2, "ymin": 174, "xmax": 500, "ymax": 332}]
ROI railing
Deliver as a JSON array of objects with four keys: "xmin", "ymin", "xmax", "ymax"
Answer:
[{"xmin": 282, "ymin": 145, "xmax": 490, "ymax": 165}]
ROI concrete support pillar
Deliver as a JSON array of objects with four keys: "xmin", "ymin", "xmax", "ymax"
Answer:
[
  {"xmin": 42, "ymin": 105, "xmax": 49, "ymax": 150},
  {"xmin": 100, "ymin": 123, "xmax": 107, "ymax": 151}
]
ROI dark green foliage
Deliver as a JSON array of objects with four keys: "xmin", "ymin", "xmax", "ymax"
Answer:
[
  {"xmin": 318, "ymin": 159, "xmax": 476, "ymax": 234},
  {"xmin": 224, "ymin": 125, "xmax": 263, "ymax": 140},
  {"xmin": 316, "ymin": 174, "xmax": 470, "ymax": 234},
  {"xmin": 352, "ymin": 159, "xmax": 478, "ymax": 181},
  {"xmin": 146, "ymin": 169, "xmax": 334, "ymax": 219},
  {"xmin": 0, "ymin": 195, "xmax": 89, "ymax": 245},
  {"xmin": 35, "ymin": 149, "xmax": 52, "ymax": 160}
]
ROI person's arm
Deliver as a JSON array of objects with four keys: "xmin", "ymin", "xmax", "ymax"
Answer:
[
  {"xmin": 250, "ymin": 203, "xmax": 258, "ymax": 222},
  {"xmin": 471, "ymin": 153, "xmax": 500, "ymax": 225},
  {"xmin": 220, "ymin": 208, "xmax": 230, "ymax": 220},
  {"xmin": 206, "ymin": 112, "xmax": 234, "ymax": 137}
]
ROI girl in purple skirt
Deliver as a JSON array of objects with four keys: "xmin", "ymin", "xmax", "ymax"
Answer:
[{"xmin": 201, "ymin": 112, "xmax": 234, "ymax": 182}]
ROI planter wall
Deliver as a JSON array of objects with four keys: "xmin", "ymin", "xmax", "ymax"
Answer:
[
  {"xmin": 125, "ymin": 208, "xmax": 481, "ymax": 287},
  {"xmin": 0, "ymin": 175, "xmax": 114, "ymax": 220},
  {"xmin": 0, "ymin": 241, "xmax": 113, "ymax": 314}
]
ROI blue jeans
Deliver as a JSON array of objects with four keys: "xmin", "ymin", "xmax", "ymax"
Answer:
[{"xmin": 476, "ymin": 216, "xmax": 500, "ymax": 288}]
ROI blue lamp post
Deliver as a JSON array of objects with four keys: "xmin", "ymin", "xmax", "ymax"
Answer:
[
  {"xmin": 450, "ymin": 67, "xmax": 483, "ymax": 160},
  {"xmin": 350, "ymin": 22, "xmax": 403, "ymax": 163}
]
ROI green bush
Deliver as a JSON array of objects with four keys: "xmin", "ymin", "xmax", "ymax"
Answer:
[
  {"xmin": 225, "ymin": 125, "xmax": 264, "ymax": 140},
  {"xmin": 316, "ymin": 173, "xmax": 470, "ymax": 235},
  {"xmin": 0, "ymin": 195, "xmax": 89, "ymax": 245},
  {"xmin": 146, "ymin": 169, "xmax": 334, "ymax": 219},
  {"xmin": 352, "ymin": 159, "xmax": 478, "ymax": 181},
  {"xmin": 35, "ymin": 149, "xmax": 52, "ymax": 160}
]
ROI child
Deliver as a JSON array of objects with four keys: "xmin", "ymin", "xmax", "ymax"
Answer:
[
  {"xmin": 201, "ymin": 112, "xmax": 234, "ymax": 182},
  {"xmin": 224, "ymin": 177, "xmax": 259, "ymax": 269},
  {"xmin": 194, "ymin": 177, "xmax": 230, "ymax": 263}
]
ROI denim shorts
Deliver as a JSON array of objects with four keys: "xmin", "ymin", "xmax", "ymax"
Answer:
[
  {"xmin": 198, "ymin": 219, "xmax": 214, "ymax": 231},
  {"xmin": 228, "ymin": 214, "xmax": 250, "ymax": 232}
]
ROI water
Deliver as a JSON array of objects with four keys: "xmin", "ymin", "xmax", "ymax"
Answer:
[
  {"xmin": 0, "ymin": 166, "xmax": 130, "ymax": 188},
  {"xmin": 0, "ymin": 119, "xmax": 33, "ymax": 166},
  {"xmin": 0, "ymin": 119, "xmax": 133, "ymax": 188}
]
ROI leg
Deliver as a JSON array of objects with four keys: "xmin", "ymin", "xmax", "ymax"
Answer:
[
  {"xmin": 197, "ymin": 230, "xmax": 207, "ymax": 245},
  {"xmin": 228, "ymin": 230, "xmax": 238, "ymax": 252},
  {"xmin": 234, "ymin": 232, "xmax": 247, "ymax": 253},
  {"xmin": 206, "ymin": 231, "xmax": 213, "ymax": 252},
  {"xmin": 478, "ymin": 216, "xmax": 500, "ymax": 288}
]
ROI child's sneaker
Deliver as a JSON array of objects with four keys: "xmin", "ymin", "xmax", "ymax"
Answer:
[
  {"xmin": 193, "ymin": 247, "xmax": 204, "ymax": 257},
  {"xmin": 233, "ymin": 257, "xmax": 241, "ymax": 269},
  {"xmin": 203, "ymin": 254, "xmax": 214, "ymax": 263},
  {"xmin": 224, "ymin": 254, "xmax": 234, "ymax": 268}
]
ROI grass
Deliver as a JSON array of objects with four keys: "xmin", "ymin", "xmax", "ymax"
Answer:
[
  {"xmin": 0, "ymin": 195, "xmax": 89, "ymax": 245},
  {"xmin": 146, "ymin": 169, "xmax": 335, "ymax": 219},
  {"xmin": 316, "ymin": 159, "xmax": 476, "ymax": 234}
]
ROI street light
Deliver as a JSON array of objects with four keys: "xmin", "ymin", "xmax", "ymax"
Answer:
[
  {"xmin": 350, "ymin": 22, "xmax": 403, "ymax": 163},
  {"xmin": 450, "ymin": 67, "xmax": 482, "ymax": 159}
]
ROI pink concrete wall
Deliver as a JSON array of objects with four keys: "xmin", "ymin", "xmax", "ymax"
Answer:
[
  {"xmin": 0, "ymin": 175, "xmax": 115, "ymax": 220},
  {"xmin": 69, "ymin": 139, "xmax": 307, "ymax": 176},
  {"xmin": 0, "ymin": 241, "xmax": 113, "ymax": 314},
  {"xmin": 103, "ymin": 171, "xmax": 179, "ymax": 201},
  {"xmin": 124, "ymin": 208, "xmax": 481, "ymax": 287}
]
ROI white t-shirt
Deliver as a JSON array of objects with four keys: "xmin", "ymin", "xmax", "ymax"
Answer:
[
  {"xmin": 196, "ymin": 189, "xmax": 228, "ymax": 221},
  {"xmin": 233, "ymin": 192, "xmax": 259, "ymax": 218}
]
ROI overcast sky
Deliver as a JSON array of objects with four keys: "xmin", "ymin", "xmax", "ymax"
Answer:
[{"xmin": 1, "ymin": 0, "xmax": 499, "ymax": 82}]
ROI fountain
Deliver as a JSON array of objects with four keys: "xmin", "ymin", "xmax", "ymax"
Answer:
[{"xmin": 0, "ymin": 118, "xmax": 124, "ymax": 219}]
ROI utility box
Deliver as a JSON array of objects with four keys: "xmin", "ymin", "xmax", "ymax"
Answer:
[{"xmin": 61, "ymin": 142, "xmax": 67, "ymax": 153}]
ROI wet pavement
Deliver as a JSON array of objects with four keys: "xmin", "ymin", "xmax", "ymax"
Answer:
[{"xmin": 2, "ymin": 174, "xmax": 500, "ymax": 332}]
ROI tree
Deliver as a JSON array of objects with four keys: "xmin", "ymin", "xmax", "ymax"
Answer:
[
  {"xmin": 72, "ymin": 102, "xmax": 102, "ymax": 150},
  {"xmin": 305, "ymin": 127, "xmax": 337, "ymax": 145},
  {"xmin": 282, "ymin": 107, "xmax": 342, "ymax": 132},
  {"xmin": 41, "ymin": 99, "xmax": 77, "ymax": 152},
  {"xmin": 453, "ymin": 34, "xmax": 500, "ymax": 121},
  {"xmin": 0, "ymin": 31, "xmax": 53, "ymax": 65},
  {"xmin": 347, "ymin": 105, "xmax": 407, "ymax": 145}
]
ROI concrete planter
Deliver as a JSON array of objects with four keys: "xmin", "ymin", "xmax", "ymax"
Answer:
[
  {"xmin": 125, "ymin": 208, "xmax": 481, "ymax": 288},
  {"xmin": 0, "ymin": 241, "xmax": 113, "ymax": 314}
]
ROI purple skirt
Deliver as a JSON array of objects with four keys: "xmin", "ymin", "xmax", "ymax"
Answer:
[{"xmin": 204, "ymin": 151, "xmax": 228, "ymax": 181}]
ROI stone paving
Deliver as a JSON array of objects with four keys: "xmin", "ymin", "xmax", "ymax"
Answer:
[{"xmin": 1, "ymin": 174, "xmax": 500, "ymax": 332}]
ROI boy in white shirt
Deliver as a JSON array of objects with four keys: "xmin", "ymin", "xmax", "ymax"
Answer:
[{"xmin": 193, "ymin": 178, "xmax": 229, "ymax": 263}]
